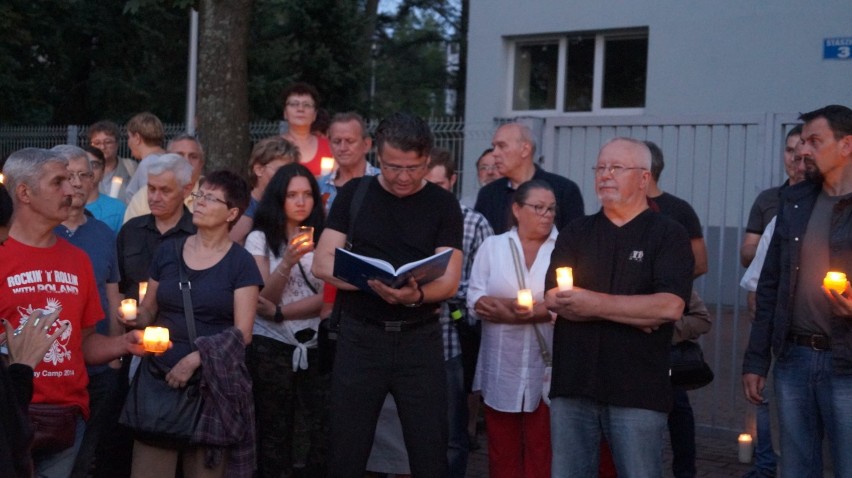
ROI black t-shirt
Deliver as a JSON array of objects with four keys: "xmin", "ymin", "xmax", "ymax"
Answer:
[
  {"xmin": 649, "ymin": 192, "xmax": 703, "ymax": 239},
  {"xmin": 327, "ymin": 177, "xmax": 464, "ymax": 322},
  {"xmin": 544, "ymin": 209, "xmax": 693, "ymax": 412}
]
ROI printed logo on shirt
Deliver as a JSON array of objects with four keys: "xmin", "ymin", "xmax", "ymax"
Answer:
[
  {"xmin": 628, "ymin": 250, "xmax": 644, "ymax": 262},
  {"xmin": 6, "ymin": 269, "xmax": 81, "ymax": 295},
  {"xmin": 16, "ymin": 299, "xmax": 74, "ymax": 368}
]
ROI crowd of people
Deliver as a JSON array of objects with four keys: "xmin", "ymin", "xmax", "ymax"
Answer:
[{"xmin": 0, "ymin": 94, "xmax": 850, "ymax": 478}]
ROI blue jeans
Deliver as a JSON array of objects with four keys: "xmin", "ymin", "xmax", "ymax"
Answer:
[
  {"xmin": 446, "ymin": 354, "xmax": 469, "ymax": 478},
  {"xmin": 329, "ymin": 316, "xmax": 448, "ymax": 478},
  {"xmin": 34, "ymin": 415, "xmax": 86, "ymax": 478},
  {"xmin": 667, "ymin": 388, "xmax": 695, "ymax": 478},
  {"xmin": 551, "ymin": 396, "xmax": 667, "ymax": 478},
  {"xmin": 753, "ymin": 399, "xmax": 777, "ymax": 474},
  {"xmin": 774, "ymin": 345, "xmax": 852, "ymax": 478}
]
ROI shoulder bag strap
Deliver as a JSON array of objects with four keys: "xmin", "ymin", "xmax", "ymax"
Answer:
[
  {"xmin": 508, "ymin": 236, "xmax": 552, "ymax": 366},
  {"xmin": 297, "ymin": 261, "xmax": 319, "ymax": 295},
  {"xmin": 345, "ymin": 176, "xmax": 374, "ymax": 250},
  {"xmin": 176, "ymin": 238, "xmax": 198, "ymax": 351}
]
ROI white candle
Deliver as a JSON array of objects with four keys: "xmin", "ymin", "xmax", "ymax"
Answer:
[
  {"xmin": 142, "ymin": 327, "xmax": 170, "ymax": 353},
  {"xmin": 320, "ymin": 157, "xmax": 335, "ymax": 176},
  {"xmin": 138, "ymin": 282, "xmax": 148, "ymax": 303},
  {"xmin": 738, "ymin": 433, "xmax": 753, "ymax": 463},
  {"xmin": 108, "ymin": 176, "xmax": 123, "ymax": 198},
  {"xmin": 556, "ymin": 267, "xmax": 573, "ymax": 291},
  {"xmin": 0, "ymin": 173, "xmax": 4, "ymax": 184},
  {"xmin": 517, "ymin": 289, "xmax": 533, "ymax": 310},
  {"xmin": 120, "ymin": 298, "xmax": 137, "ymax": 321}
]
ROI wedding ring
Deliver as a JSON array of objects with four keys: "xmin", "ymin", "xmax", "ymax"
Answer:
[
  {"xmin": 43, "ymin": 325, "xmax": 50, "ymax": 331},
  {"xmin": 32, "ymin": 317, "xmax": 41, "ymax": 327}
]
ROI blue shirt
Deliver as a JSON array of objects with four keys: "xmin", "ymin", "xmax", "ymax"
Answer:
[
  {"xmin": 319, "ymin": 162, "xmax": 380, "ymax": 214},
  {"xmin": 54, "ymin": 217, "xmax": 120, "ymax": 375},
  {"xmin": 86, "ymin": 194, "xmax": 127, "ymax": 234}
]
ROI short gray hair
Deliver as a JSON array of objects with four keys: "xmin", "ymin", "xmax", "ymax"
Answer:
[
  {"xmin": 50, "ymin": 145, "xmax": 92, "ymax": 172},
  {"xmin": 602, "ymin": 137, "xmax": 652, "ymax": 169},
  {"xmin": 2, "ymin": 148, "xmax": 66, "ymax": 199},
  {"xmin": 167, "ymin": 134, "xmax": 205, "ymax": 159},
  {"xmin": 146, "ymin": 153, "xmax": 193, "ymax": 187}
]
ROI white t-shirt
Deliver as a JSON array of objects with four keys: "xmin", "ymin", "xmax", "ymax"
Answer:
[
  {"xmin": 245, "ymin": 230, "xmax": 322, "ymax": 348},
  {"xmin": 740, "ymin": 216, "xmax": 777, "ymax": 292}
]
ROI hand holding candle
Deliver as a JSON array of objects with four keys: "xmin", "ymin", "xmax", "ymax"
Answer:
[
  {"xmin": 823, "ymin": 271, "xmax": 847, "ymax": 295},
  {"xmin": 737, "ymin": 433, "xmax": 753, "ymax": 463},
  {"xmin": 517, "ymin": 289, "xmax": 533, "ymax": 311},
  {"xmin": 120, "ymin": 298, "xmax": 137, "ymax": 321},
  {"xmin": 556, "ymin": 267, "xmax": 573, "ymax": 291},
  {"xmin": 290, "ymin": 226, "xmax": 314, "ymax": 246},
  {"xmin": 142, "ymin": 326, "xmax": 170, "ymax": 353}
]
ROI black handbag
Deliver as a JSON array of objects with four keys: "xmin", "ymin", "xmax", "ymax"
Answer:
[
  {"xmin": 119, "ymin": 238, "xmax": 203, "ymax": 448},
  {"xmin": 669, "ymin": 340, "xmax": 714, "ymax": 390}
]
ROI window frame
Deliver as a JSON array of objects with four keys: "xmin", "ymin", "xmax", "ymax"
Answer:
[{"xmin": 507, "ymin": 28, "xmax": 648, "ymax": 116}]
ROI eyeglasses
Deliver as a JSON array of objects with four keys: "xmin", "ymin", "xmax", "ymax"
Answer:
[
  {"xmin": 67, "ymin": 171, "xmax": 94, "ymax": 181},
  {"xmin": 190, "ymin": 191, "xmax": 229, "ymax": 207},
  {"xmin": 592, "ymin": 165, "xmax": 647, "ymax": 177},
  {"xmin": 521, "ymin": 203, "xmax": 557, "ymax": 216},
  {"xmin": 285, "ymin": 101, "xmax": 316, "ymax": 110},
  {"xmin": 380, "ymin": 162, "xmax": 426, "ymax": 175},
  {"xmin": 91, "ymin": 139, "xmax": 116, "ymax": 148}
]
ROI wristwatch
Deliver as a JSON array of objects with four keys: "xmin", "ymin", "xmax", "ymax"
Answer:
[
  {"xmin": 273, "ymin": 305, "xmax": 285, "ymax": 323},
  {"xmin": 404, "ymin": 286, "xmax": 425, "ymax": 308}
]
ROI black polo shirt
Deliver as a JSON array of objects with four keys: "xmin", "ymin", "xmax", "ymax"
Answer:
[
  {"xmin": 117, "ymin": 207, "xmax": 196, "ymax": 299},
  {"xmin": 544, "ymin": 209, "xmax": 693, "ymax": 412}
]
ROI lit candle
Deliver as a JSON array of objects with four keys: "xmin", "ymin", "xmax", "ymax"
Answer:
[
  {"xmin": 0, "ymin": 173, "xmax": 4, "ymax": 184},
  {"xmin": 823, "ymin": 271, "xmax": 847, "ymax": 294},
  {"xmin": 108, "ymin": 176, "xmax": 123, "ymax": 198},
  {"xmin": 142, "ymin": 326, "xmax": 170, "ymax": 353},
  {"xmin": 556, "ymin": 267, "xmax": 574, "ymax": 291},
  {"xmin": 291, "ymin": 226, "xmax": 314, "ymax": 246},
  {"xmin": 138, "ymin": 282, "xmax": 148, "ymax": 303},
  {"xmin": 517, "ymin": 289, "xmax": 533, "ymax": 310},
  {"xmin": 320, "ymin": 157, "xmax": 335, "ymax": 176},
  {"xmin": 738, "ymin": 433, "xmax": 753, "ymax": 463},
  {"xmin": 120, "ymin": 298, "xmax": 137, "ymax": 321}
]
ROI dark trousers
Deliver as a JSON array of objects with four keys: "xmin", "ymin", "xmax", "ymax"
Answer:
[
  {"xmin": 667, "ymin": 387, "xmax": 697, "ymax": 478},
  {"xmin": 329, "ymin": 316, "xmax": 448, "ymax": 478},
  {"xmin": 248, "ymin": 335, "xmax": 330, "ymax": 478}
]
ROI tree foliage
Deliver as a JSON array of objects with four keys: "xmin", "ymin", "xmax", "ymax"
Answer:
[{"xmin": 0, "ymin": 0, "xmax": 465, "ymax": 126}]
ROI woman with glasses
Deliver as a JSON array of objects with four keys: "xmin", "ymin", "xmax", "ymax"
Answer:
[
  {"xmin": 467, "ymin": 180, "xmax": 557, "ymax": 478},
  {"xmin": 281, "ymin": 82, "xmax": 334, "ymax": 176},
  {"xmin": 127, "ymin": 170, "xmax": 262, "ymax": 478},
  {"xmin": 244, "ymin": 163, "xmax": 328, "ymax": 477}
]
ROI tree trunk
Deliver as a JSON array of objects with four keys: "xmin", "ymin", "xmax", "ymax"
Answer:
[{"xmin": 196, "ymin": 0, "xmax": 253, "ymax": 172}]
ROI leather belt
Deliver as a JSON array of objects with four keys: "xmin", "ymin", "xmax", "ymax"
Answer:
[{"xmin": 788, "ymin": 334, "xmax": 831, "ymax": 351}]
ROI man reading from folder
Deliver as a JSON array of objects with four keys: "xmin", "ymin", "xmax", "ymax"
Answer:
[{"xmin": 313, "ymin": 112, "xmax": 463, "ymax": 478}]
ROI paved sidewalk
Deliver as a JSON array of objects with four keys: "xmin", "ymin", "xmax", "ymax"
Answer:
[{"xmin": 465, "ymin": 431, "xmax": 755, "ymax": 477}]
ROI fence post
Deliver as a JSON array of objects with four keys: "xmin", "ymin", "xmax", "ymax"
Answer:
[{"xmin": 67, "ymin": 125, "xmax": 79, "ymax": 146}]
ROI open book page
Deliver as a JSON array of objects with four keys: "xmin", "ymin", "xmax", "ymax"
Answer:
[{"xmin": 333, "ymin": 248, "xmax": 452, "ymax": 292}]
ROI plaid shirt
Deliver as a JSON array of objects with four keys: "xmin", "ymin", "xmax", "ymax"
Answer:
[{"xmin": 442, "ymin": 205, "xmax": 494, "ymax": 360}]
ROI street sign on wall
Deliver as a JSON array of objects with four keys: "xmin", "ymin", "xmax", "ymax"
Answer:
[{"xmin": 824, "ymin": 37, "xmax": 852, "ymax": 60}]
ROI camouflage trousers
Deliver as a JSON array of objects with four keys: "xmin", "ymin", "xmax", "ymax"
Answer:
[{"xmin": 247, "ymin": 335, "xmax": 330, "ymax": 478}]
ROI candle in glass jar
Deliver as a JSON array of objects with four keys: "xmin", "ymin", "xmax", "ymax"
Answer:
[
  {"xmin": 737, "ymin": 433, "xmax": 753, "ymax": 463},
  {"xmin": 556, "ymin": 267, "xmax": 574, "ymax": 291},
  {"xmin": 138, "ymin": 282, "xmax": 148, "ymax": 303},
  {"xmin": 823, "ymin": 271, "xmax": 847, "ymax": 294},
  {"xmin": 108, "ymin": 176, "xmax": 123, "ymax": 198},
  {"xmin": 142, "ymin": 327, "xmax": 170, "ymax": 353},
  {"xmin": 120, "ymin": 298, "xmax": 137, "ymax": 321},
  {"xmin": 517, "ymin": 289, "xmax": 533, "ymax": 310},
  {"xmin": 320, "ymin": 157, "xmax": 335, "ymax": 176}
]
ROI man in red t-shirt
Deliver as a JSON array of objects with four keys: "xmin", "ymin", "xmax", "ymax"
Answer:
[{"xmin": 1, "ymin": 148, "xmax": 146, "ymax": 477}]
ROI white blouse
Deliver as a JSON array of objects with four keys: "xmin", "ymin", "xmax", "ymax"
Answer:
[
  {"xmin": 467, "ymin": 227, "xmax": 556, "ymax": 413},
  {"xmin": 245, "ymin": 230, "xmax": 322, "ymax": 351}
]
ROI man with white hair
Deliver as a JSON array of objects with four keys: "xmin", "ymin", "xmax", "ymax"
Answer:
[
  {"xmin": 544, "ymin": 138, "xmax": 693, "ymax": 477},
  {"xmin": 0, "ymin": 147, "xmax": 145, "ymax": 476}
]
